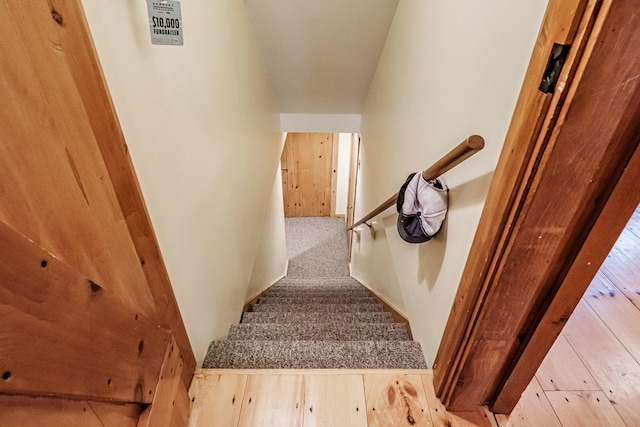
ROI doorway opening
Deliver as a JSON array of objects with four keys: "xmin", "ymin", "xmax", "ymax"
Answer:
[{"xmin": 280, "ymin": 132, "xmax": 360, "ymax": 223}]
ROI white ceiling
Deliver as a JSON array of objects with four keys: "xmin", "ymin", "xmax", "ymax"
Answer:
[{"xmin": 243, "ymin": 0, "xmax": 400, "ymax": 114}]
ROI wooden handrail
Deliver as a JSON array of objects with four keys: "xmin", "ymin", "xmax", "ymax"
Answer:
[{"xmin": 347, "ymin": 135, "xmax": 485, "ymax": 231}]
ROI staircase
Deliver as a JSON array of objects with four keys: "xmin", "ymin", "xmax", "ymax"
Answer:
[
  {"xmin": 202, "ymin": 217, "xmax": 427, "ymax": 369},
  {"xmin": 202, "ymin": 277, "xmax": 427, "ymax": 369}
]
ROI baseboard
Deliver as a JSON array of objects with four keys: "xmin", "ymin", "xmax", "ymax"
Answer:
[
  {"xmin": 242, "ymin": 274, "xmax": 286, "ymax": 315},
  {"xmin": 353, "ymin": 279, "xmax": 413, "ymax": 340}
]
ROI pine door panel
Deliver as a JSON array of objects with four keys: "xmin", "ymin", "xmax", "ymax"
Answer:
[{"xmin": 281, "ymin": 133, "xmax": 334, "ymax": 217}]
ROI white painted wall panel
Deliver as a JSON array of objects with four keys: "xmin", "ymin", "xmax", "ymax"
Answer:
[
  {"xmin": 82, "ymin": 0, "xmax": 287, "ymax": 364},
  {"xmin": 353, "ymin": 0, "xmax": 548, "ymax": 364}
]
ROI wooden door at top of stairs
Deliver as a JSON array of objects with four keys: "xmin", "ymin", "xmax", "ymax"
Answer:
[
  {"xmin": 0, "ymin": 1, "xmax": 192, "ymax": 426},
  {"xmin": 281, "ymin": 133, "xmax": 334, "ymax": 217}
]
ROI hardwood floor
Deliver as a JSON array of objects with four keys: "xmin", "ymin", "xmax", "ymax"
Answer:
[
  {"xmin": 498, "ymin": 206, "xmax": 640, "ymax": 426},
  {"xmin": 187, "ymin": 369, "xmax": 495, "ymax": 426}
]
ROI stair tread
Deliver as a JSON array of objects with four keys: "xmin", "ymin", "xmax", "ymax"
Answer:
[
  {"xmin": 251, "ymin": 302, "xmax": 383, "ymax": 312},
  {"xmin": 241, "ymin": 311, "xmax": 395, "ymax": 324},
  {"xmin": 267, "ymin": 285, "xmax": 366, "ymax": 292},
  {"xmin": 257, "ymin": 296, "xmax": 376, "ymax": 305},
  {"xmin": 228, "ymin": 323, "xmax": 410, "ymax": 341},
  {"xmin": 264, "ymin": 288, "xmax": 370, "ymax": 296},
  {"xmin": 202, "ymin": 340, "xmax": 427, "ymax": 369},
  {"xmin": 274, "ymin": 277, "xmax": 360, "ymax": 285}
]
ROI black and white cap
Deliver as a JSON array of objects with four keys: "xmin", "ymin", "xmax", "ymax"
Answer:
[{"xmin": 396, "ymin": 171, "xmax": 448, "ymax": 243}]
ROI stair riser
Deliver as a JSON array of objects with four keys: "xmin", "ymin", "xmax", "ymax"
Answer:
[
  {"xmin": 267, "ymin": 285, "xmax": 365, "ymax": 292},
  {"xmin": 251, "ymin": 303, "xmax": 384, "ymax": 313},
  {"xmin": 228, "ymin": 323, "xmax": 410, "ymax": 341},
  {"xmin": 240, "ymin": 312, "xmax": 395, "ymax": 324},
  {"xmin": 202, "ymin": 340, "xmax": 427, "ymax": 370},
  {"xmin": 256, "ymin": 296, "xmax": 376, "ymax": 305},
  {"xmin": 271, "ymin": 277, "xmax": 361, "ymax": 284},
  {"xmin": 264, "ymin": 289, "xmax": 370, "ymax": 296}
]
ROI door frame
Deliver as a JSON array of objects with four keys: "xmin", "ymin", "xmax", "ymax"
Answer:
[
  {"xmin": 433, "ymin": 0, "xmax": 640, "ymax": 412},
  {"xmin": 346, "ymin": 134, "xmax": 361, "ymax": 259}
]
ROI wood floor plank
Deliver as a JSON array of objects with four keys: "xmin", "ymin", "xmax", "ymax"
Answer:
[
  {"xmin": 599, "ymin": 247, "xmax": 640, "ymax": 308},
  {"xmin": 364, "ymin": 374, "xmax": 432, "ymax": 427},
  {"xmin": 421, "ymin": 373, "xmax": 492, "ymax": 427},
  {"xmin": 535, "ymin": 333, "xmax": 600, "ymax": 391},
  {"xmin": 584, "ymin": 273, "xmax": 640, "ymax": 364},
  {"xmin": 303, "ymin": 374, "xmax": 367, "ymax": 427},
  {"xmin": 546, "ymin": 391, "xmax": 625, "ymax": 427},
  {"xmin": 562, "ymin": 299, "xmax": 640, "ymax": 426},
  {"xmin": 625, "ymin": 207, "xmax": 640, "ymax": 238},
  {"xmin": 237, "ymin": 374, "xmax": 304, "ymax": 426},
  {"xmin": 609, "ymin": 227, "xmax": 640, "ymax": 259},
  {"xmin": 497, "ymin": 377, "xmax": 561, "ymax": 427},
  {"xmin": 187, "ymin": 372, "xmax": 247, "ymax": 427}
]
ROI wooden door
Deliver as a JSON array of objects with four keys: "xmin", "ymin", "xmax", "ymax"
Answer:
[
  {"xmin": 281, "ymin": 133, "xmax": 334, "ymax": 217},
  {"xmin": 433, "ymin": 0, "xmax": 640, "ymax": 413},
  {"xmin": 0, "ymin": 1, "xmax": 193, "ymax": 426}
]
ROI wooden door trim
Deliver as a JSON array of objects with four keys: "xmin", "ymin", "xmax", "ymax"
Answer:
[
  {"xmin": 433, "ymin": 0, "xmax": 640, "ymax": 412},
  {"xmin": 493, "ymin": 132, "xmax": 640, "ymax": 413},
  {"xmin": 331, "ymin": 133, "xmax": 339, "ymax": 217},
  {"xmin": 346, "ymin": 134, "xmax": 361, "ymax": 260}
]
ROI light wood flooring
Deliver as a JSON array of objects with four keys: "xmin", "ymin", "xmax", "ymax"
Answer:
[
  {"xmin": 498, "ymin": 206, "xmax": 640, "ymax": 426},
  {"xmin": 187, "ymin": 369, "xmax": 495, "ymax": 426},
  {"xmin": 188, "ymin": 208, "xmax": 639, "ymax": 426}
]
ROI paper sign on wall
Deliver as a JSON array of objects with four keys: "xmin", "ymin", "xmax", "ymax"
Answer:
[{"xmin": 146, "ymin": 0, "xmax": 183, "ymax": 46}]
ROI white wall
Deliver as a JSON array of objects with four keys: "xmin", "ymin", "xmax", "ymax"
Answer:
[
  {"xmin": 82, "ymin": 0, "xmax": 287, "ymax": 363},
  {"xmin": 246, "ymin": 158, "xmax": 289, "ymax": 300},
  {"xmin": 280, "ymin": 114, "xmax": 361, "ymax": 132},
  {"xmin": 352, "ymin": 0, "xmax": 548, "ymax": 364}
]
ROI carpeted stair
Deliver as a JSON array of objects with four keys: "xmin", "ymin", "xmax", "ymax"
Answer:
[
  {"xmin": 202, "ymin": 217, "xmax": 427, "ymax": 369},
  {"xmin": 202, "ymin": 277, "xmax": 427, "ymax": 369}
]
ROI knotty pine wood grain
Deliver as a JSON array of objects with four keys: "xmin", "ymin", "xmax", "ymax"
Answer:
[
  {"xmin": 421, "ymin": 373, "xmax": 492, "ymax": 427},
  {"xmin": 0, "ymin": 395, "xmax": 139, "ymax": 427},
  {"xmin": 171, "ymin": 380, "xmax": 192, "ymax": 427},
  {"xmin": 281, "ymin": 133, "xmax": 334, "ymax": 217},
  {"xmin": 0, "ymin": 0, "xmax": 156, "ymax": 319},
  {"xmin": 0, "ymin": 0, "xmax": 195, "ymax": 385},
  {"xmin": 238, "ymin": 374, "xmax": 305, "ymax": 426},
  {"xmin": 187, "ymin": 372, "xmax": 247, "ymax": 427},
  {"xmin": 138, "ymin": 335, "xmax": 186, "ymax": 427},
  {"xmin": 364, "ymin": 374, "xmax": 432, "ymax": 427},
  {"xmin": 0, "ymin": 221, "xmax": 168, "ymax": 403},
  {"xmin": 188, "ymin": 370, "xmax": 496, "ymax": 427},
  {"xmin": 304, "ymin": 374, "xmax": 367, "ymax": 427}
]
